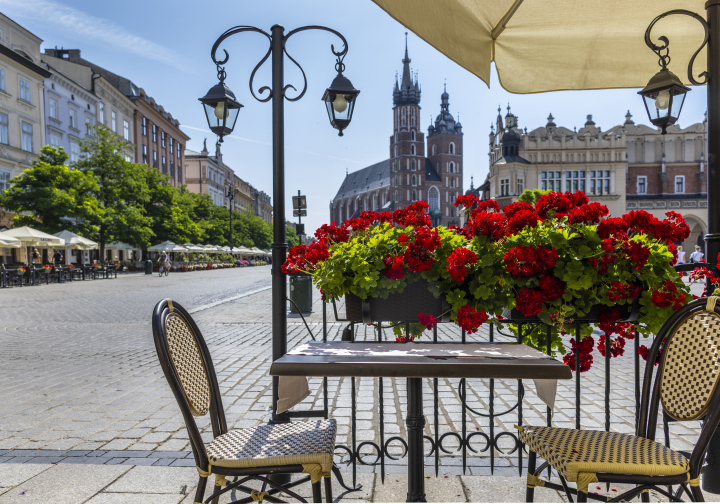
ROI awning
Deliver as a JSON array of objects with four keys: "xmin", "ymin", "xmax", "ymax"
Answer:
[
  {"xmin": 0, "ymin": 235, "xmax": 21, "ymax": 248},
  {"xmin": 53, "ymin": 230, "xmax": 98, "ymax": 250},
  {"xmin": 149, "ymin": 241, "xmax": 188, "ymax": 252},
  {"xmin": 106, "ymin": 242, "xmax": 135, "ymax": 250},
  {"xmin": 0, "ymin": 226, "xmax": 65, "ymax": 247},
  {"xmin": 371, "ymin": 0, "xmax": 707, "ymax": 93}
]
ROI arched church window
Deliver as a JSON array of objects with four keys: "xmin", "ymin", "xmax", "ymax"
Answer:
[
  {"xmin": 382, "ymin": 192, "xmax": 386, "ymax": 206},
  {"xmin": 412, "ymin": 190, "xmax": 417, "ymax": 201},
  {"xmin": 412, "ymin": 175, "xmax": 417, "ymax": 186},
  {"xmin": 394, "ymin": 190, "xmax": 399, "ymax": 202},
  {"xmin": 428, "ymin": 186, "xmax": 439, "ymax": 211},
  {"xmin": 449, "ymin": 162, "xmax": 454, "ymax": 173},
  {"xmin": 372, "ymin": 193, "xmax": 377, "ymax": 210},
  {"xmin": 432, "ymin": 145, "xmax": 437, "ymax": 155},
  {"xmin": 411, "ymin": 144, "xmax": 416, "ymax": 155},
  {"xmin": 411, "ymin": 130, "xmax": 415, "ymax": 141},
  {"xmin": 450, "ymin": 178, "xmax": 455, "ymax": 188},
  {"xmin": 394, "ymin": 146, "xmax": 398, "ymax": 157},
  {"xmin": 411, "ymin": 159, "xmax": 416, "ymax": 171},
  {"xmin": 449, "ymin": 142, "xmax": 455, "ymax": 154}
]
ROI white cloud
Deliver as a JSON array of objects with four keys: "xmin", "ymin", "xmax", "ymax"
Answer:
[{"xmin": 0, "ymin": 0, "xmax": 185, "ymax": 70}]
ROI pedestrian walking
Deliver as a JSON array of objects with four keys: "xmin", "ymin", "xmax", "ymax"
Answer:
[
  {"xmin": 31, "ymin": 248, "xmax": 39, "ymax": 265},
  {"xmin": 675, "ymin": 245, "xmax": 686, "ymax": 265},
  {"xmin": 53, "ymin": 249, "xmax": 62, "ymax": 265},
  {"xmin": 690, "ymin": 245, "xmax": 704, "ymax": 263}
]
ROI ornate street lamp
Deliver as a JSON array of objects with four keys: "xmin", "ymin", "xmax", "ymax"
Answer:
[
  {"xmin": 639, "ymin": 10, "xmax": 707, "ymax": 135},
  {"xmin": 200, "ymin": 25, "xmax": 358, "ymax": 432},
  {"xmin": 322, "ymin": 62, "xmax": 360, "ymax": 136},
  {"xmin": 198, "ymin": 70, "xmax": 243, "ymax": 142}
]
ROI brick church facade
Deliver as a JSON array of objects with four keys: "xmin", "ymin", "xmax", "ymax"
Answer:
[{"xmin": 330, "ymin": 39, "xmax": 463, "ymax": 227}]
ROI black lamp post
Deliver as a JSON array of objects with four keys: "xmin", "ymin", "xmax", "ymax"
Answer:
[
  {"xmin": 226, "ymin": 185, "xmax": 236, "ymax": 249},
  {"xmin": 200, "ymin": 25, "xmax": 358, "ymax": 426},
  {"xmin": 642, "ymin": 8, "xmax": 720, "ymax": 494}
]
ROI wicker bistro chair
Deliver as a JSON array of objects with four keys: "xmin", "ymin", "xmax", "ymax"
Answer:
[
  {"xmin": 152, "ymin": 299, "xmax": 336, "ymax": 504},
  {"xmin": 520, "ymin": 297, "xmax": 720, "ymax": 503}
]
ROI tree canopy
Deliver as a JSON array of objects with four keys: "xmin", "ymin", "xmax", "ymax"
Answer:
[{"xmin": 0, "ymin": 126, "xmax": 279, "ymax": 259}]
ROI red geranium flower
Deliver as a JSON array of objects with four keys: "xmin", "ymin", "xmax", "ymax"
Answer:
[
  {"xmin": 455, "ymin": 305, "xmax": 488, "ymax": 334},
  {"xmin": 508, "ymin": 210, "xmax": 541, "ymax": 234},
  {"xmin": 504, "ymin": 245, "xmax": 558, "ymax": 278},
  {"xmin": 539, "ymin": 276, "xmax": 565, "ymax": 302},
  {"xmin": 446, "ymin": 248, "xmax": 477, "ymax": 282},
  {"xmin": 418, "ymin": 312, "xmax": 438, "ymax": 330},
  {"xmin": 383, "ymin": 255, "xmax": 405, "ymax": 280},
  {"xmin": 515, "ymin": 287, "xmax": 544, "ymax": 317}
]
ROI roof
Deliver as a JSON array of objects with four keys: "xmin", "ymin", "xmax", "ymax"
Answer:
[
  {"xmin": 334, "ymin": 159, "xmax": 391, "ymax": 200},
  {"xmin": 491, "ymin": 154, "xmax": 531, "ymax": 166},
  {"xmin": 424, "ymin": 159, "xmax": 441, "ymax": 181},
  {"xmin": 0, "ymin": 44, "xmax": 50, "ymax": 77}
]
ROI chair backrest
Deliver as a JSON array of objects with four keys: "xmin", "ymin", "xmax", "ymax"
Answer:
[
  {"xmin": 152, "ymin": 299, "xmax": 227, "ymax": 469},
  {"xmin": 638, "ymin": 297, "xmax": 720, "ymax": 478}
]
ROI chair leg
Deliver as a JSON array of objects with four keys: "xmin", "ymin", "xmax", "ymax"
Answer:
[
  {"xmin": 641, "ymin": 488, "xmax": 650, "ymax": 502},
  {"xmin": 194, "ymin": 476, "xmax": 208, "ymax": 504},
  {"xmin": 691, "ymin": 485, "xmax": 704, "ymax": 502},
  {"xmin": 577, "ymin": 490, "xmax": 587, "ymax": 503},
  {"xmin": 211, "ymin": 483, "xmax": 221, "ymax": 504},
  {"xmin": 312, "ymin": 480, "xmax": 322, "ymax": 503},
  {"xmin": 526, "ymin": 450, "xmax": 536, "ymax": 503},
  {"xmin": 324, "ymin": 475, "xmax": 333, "ymax": 503}
]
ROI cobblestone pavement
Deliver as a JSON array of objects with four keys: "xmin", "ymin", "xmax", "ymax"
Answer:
[{"xmin": 0, "ymin": 270, "xmax": 708, "ymax": 501}]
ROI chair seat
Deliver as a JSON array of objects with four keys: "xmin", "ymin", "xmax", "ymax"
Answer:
[
  {"xmin": 519, "ymin": 425, "xmax": 689, "ymax": 491},
  {"xmin": 206, "ymin": 419, "xmax": 336, "ymax": 476}
]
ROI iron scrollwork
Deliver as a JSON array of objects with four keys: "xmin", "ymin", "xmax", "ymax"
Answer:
[
  {"xmin": 644, "ymin": 9, "xmax": 709, "ymax": 85},
  {"xmin": 209, "ymin": 24, "xmax": 349, "ymax": 104}
]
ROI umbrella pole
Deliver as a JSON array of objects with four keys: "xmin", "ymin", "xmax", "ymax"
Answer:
[{"xmin": 706, "ymin": 1, "xmax": 720, "ymax": 293}]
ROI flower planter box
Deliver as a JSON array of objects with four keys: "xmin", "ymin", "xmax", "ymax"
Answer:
[
  {"xmin": 343, "ymin": 279, "xmax": 450, "ymax": 324},
  {"xmin": 502, "ymin": 299, "xmax": 639, "ymax": 324}
]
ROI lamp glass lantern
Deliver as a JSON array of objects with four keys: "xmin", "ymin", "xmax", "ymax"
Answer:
[
  {"xmin": 199, "ymin": 81, "xmax": 243, "ymax": 142},
  {"xmin": 322, "ymin": 72, "xmax": 360, "ymax": 136},
  {"xmin": 638, "ymin": 68, "xmax": 690, "ymax": 134}
]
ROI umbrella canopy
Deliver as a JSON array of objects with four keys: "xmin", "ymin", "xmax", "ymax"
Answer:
[
  {"xmin": 233, "ymin": 246, "xmax": 253, "ymax": 255},
  {"xmin": 53, "ymin": 230, "xmax": 98, "ymax": 250},
  {"xmin": 371, "ymin": 0, "xmax": 706, "ymax": 93},
  {"xmin": 105, "ymin": 241, "xmax": 134, "ymax": 250},
  {"xmin": 0, "ymin": 227, "xmax": 65, "ymax": 247},
  {"xmin": 183, "ymin": 243, "xmax": 205, "ymax": 252},
  {"xmin": 0, "ymin": 234, "xmax": 21, "ymax": 248},
  {"xmin": 149, "ymin": 241, "xmax": 187, "ymax": 252},
  {"xmin": 250, "ymin": 247, "xmax": 267, "ymax": 255}
]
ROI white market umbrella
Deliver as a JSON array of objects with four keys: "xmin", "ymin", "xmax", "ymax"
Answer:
[
  {"xmin": 53, "ymin": 230, "xmax": 98, "ymax": 250},
  {"xmin": 234, "ymin": 246, "xmax": 253, "ymax": 255},
  {"xmin": 0, "ymin": 227, "xmax": 65, "ymax": 247},
  {"xmin": 183, "ymin": 243, "xmax": 205, "ymax": 252},
  {"xmin": 149, "ymin": 241, "xmax": 187, "ymax": 252},
  {"xmin": 0, "ymin": 235, "xmax": 21, "ymax": 248},
  {"xmin": 371, "ymin": 0, "xmax": 705, "ymax": 94},
  {"xmin": 250, "ymin": 247, "xmax": 267, "ymax": 256}
]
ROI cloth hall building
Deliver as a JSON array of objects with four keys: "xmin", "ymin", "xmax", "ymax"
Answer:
[
  {"xmin": 480, "ymin": 107, "xmax": 708, "ymax": 253},
  {"xmin": 330, "ymin": 42, "xmax": 463, "ymax": 227}
]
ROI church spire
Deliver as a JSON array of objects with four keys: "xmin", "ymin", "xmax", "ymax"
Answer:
[
  {"xmin": 401, "ymin": 32, "xmax": 412, "ymax": 90},
  {"xmin": 393, "ymin": 32, "xmax": 421, "ymax": 106}
]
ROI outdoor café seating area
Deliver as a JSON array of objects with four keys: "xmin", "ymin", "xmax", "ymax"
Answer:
[{"xmin": 0, "ymin": 228, "xmax": 270, "ymax": 288}]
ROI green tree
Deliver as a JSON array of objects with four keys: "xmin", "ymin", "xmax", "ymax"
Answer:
[
  {"xmin": 0, "ymin": 146, "xmax": 101, "ymax": 234},
  {"xmin": 74, "ymin": 125, "xmax": 153, "ymax": 262},
  {"xmin": 143, "ymin": 168, "xmax": 201, "ymax": 246},
  {"xmin": 286, "ymin": 224, "xmax": 300, "ymax": 247},
  {"xmin": 241, "ymin": 209, "xmax": 273, "ymax": 249},
  {"xmin": 517, "ymin": 188, "xmax": 551, "ymax": 205}
]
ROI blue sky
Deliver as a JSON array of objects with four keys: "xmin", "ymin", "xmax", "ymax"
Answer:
[{"xmin": 1, "ymin": 0, "xmax": 709, "ymax": 234}]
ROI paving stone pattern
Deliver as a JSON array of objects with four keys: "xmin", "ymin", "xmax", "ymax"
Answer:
[{"xmin": 0, "ymin": 268, "xmax": 704, "ymax": 479}]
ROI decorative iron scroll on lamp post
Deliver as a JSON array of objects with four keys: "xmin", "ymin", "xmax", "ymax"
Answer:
[
  {"xmin": 640, "ymin": 6, "xmax": 720, "ymax": 494},
  {"xmin": 199, "ymin": 24, "xmax": 359, "ymax": 427}
]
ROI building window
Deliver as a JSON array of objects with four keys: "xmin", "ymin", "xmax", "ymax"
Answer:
[
  {"xmin": 69, "ymin": 109, "xmax": 77, "ymax": 129},
  {"xmin": 0, "ymin": 113, "xmax": 7, "ymax": 144},
  {"xmin": 162, "ymin": 155, "xmax": 166, "ymax": 173},
  {"xmin": 170, "ymin": 161, "xmax": 175, "ymax": 178},
  {"xmin": 428, "ymin": 186, "xmax": 439, "ymax": 211},
  {"xmin": 411, "ymin": 159, "xmax": 416, "ymax": 171},
  {"xmin": 70, "ymin": 142, "xmax": 80, "ymax": 162},
  {"xmin": 161, "ymin": 131, "xmax": 166, "ymax": 147},
  {"xmin": 49, "ymin": 98, "xmax": 58, "ymax": 119},
  {"xmin": 152, "ymin": 124, "xmax": 157, "ymax": 142},
  {"xmin": 517, "ymin": 178, "xmax": 524, "ymax": 194},
  {"xmin": 152, "ymin": 151, "xmax": 157, "ymax": 168},
  {"xmin": 590, "ymin": 170, "xmax": 611, "ymax": 195},
  {"xmin": 500, "ymin": 178, "xmax": 510, "ymax": 196},
  {"xmin": 394, "ymin": 145, "xmax": 398, "ymax": 157},
  {"xmin": 176, "ymin": 145, "xmax": 181, "ymax": 158},
  {"xmin": 141, "ymin": 117, "xmax": 147, "ymax": 136},
  {"xmin": 0, "ymin": 169, "xmax": 10, "ymax": 191},
  {"xmin": 169, "ymin": 138, "xmax": 173, "ymax": 154},
  {"xmin": 142, "ymin": 144, "xmax": 148, "ymax": 164},
  {"xmin": 99, "ymin": 103, "xmax": 105, "ymax": 124},
  {"xmin": 412, "ymin": 189, "xmax": 417, "ymax": 201},
  {"xmin": 637, "ymin": 176, "xmax": 647, "ymax": 194},
  {"xmin": 85, "ymin": 119, "xmax": 92, "ymax": 134},
  {"xmin": 19, "ymin": 77, "xmax": 31, "ymax": 103},
  {"xmin": 50, "ymin": 134, "xmax": 60, "ymax": 148},
  {"xmin": 411, "ymin": 144, "xmax": 415, "ymax": 155},
  {"xmin": 123, "ymin": 120, "xmax": 130, "ymax": 141},
  {"xmin": 21, "ymin": 122, "xmax": 33, "ymax": 151},
  {"xmin": 449, "ymin": 142, "xmax": 455, "ymax": 154},
  {"xmin": 411, "ymin": 130, "xmax": 415, "ymax": 141},
  {"xmin": 450, "ymin": 177, "xmax": 455, "ymax": 188},
  {"xmin": 675, "ymin": 175, "xmax": 685, "ymax": 194},
  {"xmin": 177, "ymin": 164, "xmax": 182, "ymax": 182},
  {"xmin": 541, "ymin": 171, "xmax": 562, "ymax": 191},
  {"xmin": 449, "ymin": 162, "xmax": 454, "ymax": 173},
  {"xmin": 432, "ymin": 145, "xmax": 436, "ymax": 155},
  {"xmin": 0, "ymin": 67, "xmax": 5, "ymax": 92},
  {"xmin": 411, "ymin": 175, "xmax": 417, "ymax": 186},
  {"xmin": 111, "ymin": 111, "xmax": 117, "ymax": 132},
  {"xmin": 565, "ymin": 170, "xmax": 586, "ymax": 193}
]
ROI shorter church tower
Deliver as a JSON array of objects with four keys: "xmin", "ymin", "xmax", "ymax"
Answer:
[{"xmin": 427, "ymin": 85, "xmax": 463, "ymax": 225}]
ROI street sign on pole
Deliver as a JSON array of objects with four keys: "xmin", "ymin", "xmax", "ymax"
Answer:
[
  {"xmin": 293, "ymin": 209, "xmax": 307, "ymax": 217},
  {"xmin": 292, "ymin": 194, "xmax": 307, "ymax": 210},
  {"xmin": 296, "ymin": 223, "xmax": 305, "ymax": 236}
]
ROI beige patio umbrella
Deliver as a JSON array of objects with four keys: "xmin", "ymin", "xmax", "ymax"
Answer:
[
  {"xmin": 0, "ymin": 234, "xmax": 21, "ymax": 248},
  {"xmin": 250, "ymin": 247, "xmax": 268, "ymax": 256},
  {"xmin": 53, "ymin": 230, "xmax": 98, "ymax": 250},
  {"xmin": 371, "ymin": 0, "xmax": 707, "ymax": 93},
  {"xmin": 148, "ymin": 241, "xmax": 187, "ymax": 252},
  {"xmin": 183, "ymin": 243, "xmax": 205, "ymax": 252},
  {"xmin": 105, "ymin": 241, "xmax": 134, "ymax": 250},
  {"xmin": 0, "ymin": 227, "xmax": 65, "ymax": 247}
]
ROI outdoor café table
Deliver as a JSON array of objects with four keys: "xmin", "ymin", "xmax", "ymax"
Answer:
[{"xmin": 270, "ymin": 341, "xmax": 572, "ymax": 503}]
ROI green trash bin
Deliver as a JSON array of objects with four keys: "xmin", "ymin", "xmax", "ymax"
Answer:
[
  {"xmin": 145, "ymin": 260, "xmax": 153, "ymax": 275},
  {"xmin": 289, "ymin": 274, "xmax": 312, "ymax": 313}
]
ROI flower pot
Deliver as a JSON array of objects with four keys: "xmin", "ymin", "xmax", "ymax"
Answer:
[
  {"xmin": 502, "ymin": 298, "xmax": 639, "ymax": 324},
  {"xmin": 343, "ymin": 279, "xmax": 450, "ymax": 324}
]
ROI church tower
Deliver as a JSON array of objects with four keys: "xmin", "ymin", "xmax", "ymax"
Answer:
[
  {"xmin": 389, "ymin": 34, "xmax": 424, "ymax": 208},
  {"xmin": 427, "ymin": 84, "xmax": 463, "ymax": 225}
]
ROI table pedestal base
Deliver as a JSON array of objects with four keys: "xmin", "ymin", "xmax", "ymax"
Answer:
[{"xmin": 406, "ymin": 377, "xmax": 426, "ymax": 502}]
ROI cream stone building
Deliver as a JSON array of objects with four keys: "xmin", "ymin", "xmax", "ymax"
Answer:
[
  {"xmin": 483, "ymin": 107, "xmax": 707, "ymax": 253},
  {"xmin": 0, "ymin": 14, "xmax": 50, "ymax": 229}
]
